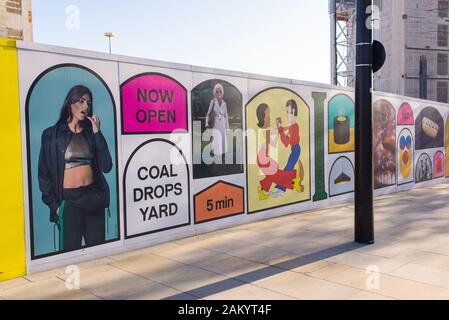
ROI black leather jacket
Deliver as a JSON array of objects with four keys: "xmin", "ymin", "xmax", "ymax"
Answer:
[{"xmin": 38, "ymin": 122, "xmax": 113, "ymax": 223}]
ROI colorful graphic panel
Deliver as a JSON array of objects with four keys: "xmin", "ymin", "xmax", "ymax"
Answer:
[
  {"xmin": 123, "ymin": 139, "xmax": 190, "ymax": 239},
  {"xmin": 328, "ymin": 94, "xmax": 355, "ymax": 153},
  {"xmin": 416, "ymin": 153, "xmax": 433, "ymax": 183},
  {"xmin": 397, "ymin": 103, "xmax": 414, "ymax": 126},
  {"xmin": 0, "ymin": 39, "xmax": 26, "ymax": 280},
  {"xmin": 415, "ymin": 107, "xmax": 444, "ymax": 150},
  {"xmin": 397, "ymin": 129, "xmax": 414, "ymax": 185},
  {"xmin": 194, "ymin": 181, "xmax": 244, "ymax": 224},
  {"xmin": 191, "ymin": 80, "xmax": 243, "ymax": 179},
  {"xmin": 246, "ymin": 88, "xmax": 310, "ymax": 214},
  {"xmin": 434, "ymin": 151, "xmax": 444, "ymax": 179},
  {"xmin": 445, "ymin": 116, "xmax": 449, "ymax": 177},
  {"xmin": 25, "ymin": 65, "xmax": 120, "ymax": 259},
  {"xmin": 329, "ymin": 156, "xmax": 354, "ymax": 197},
  {"xmin": 373, "ymin": 99, "xmax": 397, "ymax": 189},
  {"xmin": 121, "ymin": 73, "xmax": 188, "ymax": 134},
  {"xmin": 312, "ymin": 92, "xmax": 328, "ymax": 201}
]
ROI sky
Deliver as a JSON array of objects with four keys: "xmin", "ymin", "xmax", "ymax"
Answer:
[{"xmin": 32, "ymin": 0, "xmax": 331, "ymax": 84}]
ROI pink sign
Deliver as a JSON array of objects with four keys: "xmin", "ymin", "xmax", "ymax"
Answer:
[
  {"xmin": 434, "ymin": 151, "xmax": 444, "ymax": 178},
  {"xmin": 397, "ymin": 103, "xmax": 414, "ymax": 125},
  {"xmin": 121, "ymin": 73, "xmax": 188, "ymax": 134}
]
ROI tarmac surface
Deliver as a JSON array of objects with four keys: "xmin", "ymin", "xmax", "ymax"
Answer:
[{"xmin": 2, "ymin": 184, "xmax": 449, "ymax": 300}]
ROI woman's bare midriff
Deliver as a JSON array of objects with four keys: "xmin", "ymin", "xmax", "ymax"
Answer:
[{"xmin": 63, "ymin": 165, "xmax": 94, "ymax": 189}]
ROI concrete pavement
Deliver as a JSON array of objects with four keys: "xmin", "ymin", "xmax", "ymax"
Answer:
[{"xmin": 2, "ymin": 183, "xmax": 449, "ymax": 300}]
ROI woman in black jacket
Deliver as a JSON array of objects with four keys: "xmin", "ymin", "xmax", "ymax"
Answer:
[{"xmin": 38, "ymin": 85, "xmax": 112, "ymax": 252}]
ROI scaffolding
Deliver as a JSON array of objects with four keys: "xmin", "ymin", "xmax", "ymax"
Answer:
[{"xmin": 330, "ymin": 0, "xmax": 356, "ymax": 87}]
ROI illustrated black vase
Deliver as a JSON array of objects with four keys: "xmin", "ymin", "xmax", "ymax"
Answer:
[{"xmin": 334, "ymin": 115, "xmax": 350, "ymax": 145}]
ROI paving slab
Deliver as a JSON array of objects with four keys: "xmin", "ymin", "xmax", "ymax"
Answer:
[
  {"xmin": 353, "ymin": 241, "xmax": 408, "ymax": 258},
  {"xmin": 0, "ymin": 277, "xmax": 31, "ymax": 292},
  {"xmin": 394, "ymin": 249, "xmax": 449, "ymax": 270},
  {"xmin": 191, "ymin": 254, "xmax": 270, "ymax": 283},
  {"xmin": 151, "ymin": 265, "xmax": 228, "ymax": 293},
  {"xmin": 254, "ymin": 271, "xmax": 361, "ymax": 300},
  {"xmin": 310, "ymin": 264, "xmax": 449, "ymax": 300},
  {"xmin": 123, "ymin": 282, "xmax": 192, "ymax": 300},
  {"xmin": 346, "ymin": 290, "xmax": 395, "ymax": 300},
  {"xmin": 3, "ymin": 183, "xmax": 449, "ymax": 300},
  {"xmin": 389, "ymin": 263, "xmax": 449, "ymax": 289},
  {"xmin": 204, "ymin": 283, "xmax": 296, "ymax": 300},
  {"xmin": 0, "ymin": 278, "xmax": 100, "ymax": 300},
  {"xmin": 72, "ymin": 264, "xmax": 154, "ymax": 300},
  {"xmin": 110, "ymin": 254, "xmax": 185, "ymax": 279},
  {"xmin": 226, "ymin": 244, "xmax": 292, "ymax": 264},
  {"xmin": 24, "ymin": 257, "xmax": 114, "ymax": 283},
  {"xmin": 326, "ymin": 251, "xmax": 407, "ymax": 274}
]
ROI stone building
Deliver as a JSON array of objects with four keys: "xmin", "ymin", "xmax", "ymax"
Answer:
[
  {"xmin": 331, "ymin": 0, "xmax": 449, "ymax": 103},
  {"xmin": 0, "ymin": 0, "xmax": 33, "ymax": 41}
]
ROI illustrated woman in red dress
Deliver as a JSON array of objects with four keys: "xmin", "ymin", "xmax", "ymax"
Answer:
[{"xmin": 256, "ymin": 103, "xmax": 296, "ymax": 201}]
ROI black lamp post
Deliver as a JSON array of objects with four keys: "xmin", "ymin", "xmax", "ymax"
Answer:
[{"xmin": 355, "ymin": 0, "xmax": 375, "ymax": 244}]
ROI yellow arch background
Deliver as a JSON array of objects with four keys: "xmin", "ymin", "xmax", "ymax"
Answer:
[
  {"xmin": 0, "ymin": 39, "xmax": 26, "ymax": 281},
  {"xmin": 246, "ymin": 88, "xmax": 310, "ymax": 213}
]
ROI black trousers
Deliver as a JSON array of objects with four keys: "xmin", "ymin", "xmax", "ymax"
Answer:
[{"xmin": 61, "ymin": 184, "xmax": 105, "ymax": 252}]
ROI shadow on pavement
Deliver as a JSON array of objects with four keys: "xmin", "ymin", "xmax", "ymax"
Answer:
[{"xmin": 163, "ymin": 241, "xmax": 365, "ymax": 300}]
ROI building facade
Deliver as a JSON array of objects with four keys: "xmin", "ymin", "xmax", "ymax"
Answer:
[
  {"xmin": 0, "ymin": 0, "xmax": 32, "ymax": 41},
  {"xmin": 331, "ymin": 0, "xmax": 449, "ymax": 103}
]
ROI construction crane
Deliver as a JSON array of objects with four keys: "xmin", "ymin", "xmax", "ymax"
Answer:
[{"xmin": 330, "ymin": 0, "xmax": 356, "ymax": 87}]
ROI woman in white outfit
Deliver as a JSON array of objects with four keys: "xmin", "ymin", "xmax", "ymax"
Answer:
[{"xmin": 205, "ymin": 83, "xmax": 230, "ymax": 157}]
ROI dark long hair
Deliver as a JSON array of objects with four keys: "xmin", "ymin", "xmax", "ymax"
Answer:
[
  {"xmin": 57, "ymin": 85, "xmax": 93, "ymax": 127},
  {"xmin": 286, "ymin": 99, "xmax": 298, "ymax": 117},
  {"xmin": 256, "ymin": 103, "xmax": 269, "ymax": 128}
]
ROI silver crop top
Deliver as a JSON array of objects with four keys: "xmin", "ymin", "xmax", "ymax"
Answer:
[{"xmin": 65, "ymin": 133, "xmax": 94, "ymax": 169}]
